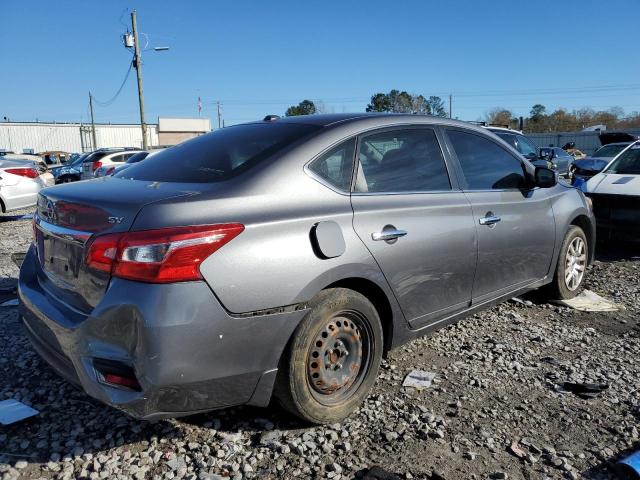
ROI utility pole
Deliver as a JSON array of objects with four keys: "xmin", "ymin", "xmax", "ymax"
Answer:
[
  {"xmin": 216, "ymin": 101, "xmax": 221, "ymax": 129},
  {"xmin": 449, "ymin": 94, "xmax": 452, "ymax": 119},
  {"xmin": 131, "ymin": 10, "xmax": 148, "ymax": 149},
  {"xmin": 89, "ymin": 92, "xmax": 98, "ymax": 150}
]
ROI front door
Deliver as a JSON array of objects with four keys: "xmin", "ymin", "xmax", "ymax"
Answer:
[
  {"xmin": 444, "ymin": 128, "xmax": 556, "ymax": 302},
  {"xmin": 351, "ymin": 127, "xmax": 477, "ymax": 326}
]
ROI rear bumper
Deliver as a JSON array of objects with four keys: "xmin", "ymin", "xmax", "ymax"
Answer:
[{"xmin": 19, "ymin": 245, "xmax": 306, "ymax": 419}]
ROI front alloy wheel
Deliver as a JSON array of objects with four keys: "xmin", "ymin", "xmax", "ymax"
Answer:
[
  {"xmin": 564, "ymin": 236, "xmax": 586, "ymax": 291},
  {"xmin": 547, "ymin": 225, "xmax": 588, "ymax": 300}
]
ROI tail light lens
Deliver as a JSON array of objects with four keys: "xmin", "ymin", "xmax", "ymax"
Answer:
[
  {"xmin": 86, "ymin": 224, "xmax": 244, "ymax": 283},
  {"xmin": 106, "ymin": 167, "xmax": 115, "ymax": 176},
  {"xmin": 92, "ymin": 161, "xmax": 102, "ymax": 171},
  {"xmin": 5, "ymin": 167, "xmax": 39, "ymax": 179}
]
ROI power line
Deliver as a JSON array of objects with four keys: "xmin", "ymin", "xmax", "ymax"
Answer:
[{"xmin": 93, "ymin": 62, "xmax": 134, "ymax": 107}]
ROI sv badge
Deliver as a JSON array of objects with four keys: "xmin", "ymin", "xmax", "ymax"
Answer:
[{"xmin": 108, "ymin": 216, "xmax": 125, "ymax": 224}]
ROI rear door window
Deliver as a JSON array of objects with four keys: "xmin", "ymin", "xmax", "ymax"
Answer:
[
  {"xmin": 447, "ymin": 129, "xmax": 526, "ymax": 190},
  {"xmin": 117, "ymin": 123, "xmax": 321, "ymax": 183},
  {"xmin": 355, "ymin": 128, "xmax": 451, "ymax": 193}
]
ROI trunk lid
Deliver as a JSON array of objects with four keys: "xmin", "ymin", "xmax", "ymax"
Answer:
[{"xmin": 34, "ymin": 177, "xmax": 201, "ymax": 312}]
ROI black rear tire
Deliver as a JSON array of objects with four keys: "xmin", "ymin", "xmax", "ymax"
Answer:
[
  {"xmin": 546, "ymin": 225, "xmax": 588, "ymax": 300},
  {"xmin": 275, "ymin": 288, "xmax": 383, "ymax": 424}
]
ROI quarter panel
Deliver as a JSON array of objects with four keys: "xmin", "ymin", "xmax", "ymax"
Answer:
[{"xmin": 197, "ymin": 177, "xmax": 380, "ymax": 313}]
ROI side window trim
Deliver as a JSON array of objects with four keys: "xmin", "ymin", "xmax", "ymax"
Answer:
[
  {"xmin": 351, "ymin": 125, "xmax": 457, "ymax": 195},
  {"xmin": 442, "ymin": 127, "xmax": 529, "ymax": 192}
]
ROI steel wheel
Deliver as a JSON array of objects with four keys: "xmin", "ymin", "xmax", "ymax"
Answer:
[
  {"xmin": 275, "ymin": 288, "xmax": 383, "ymax": 424},
  {"xmin": 306, "ymin": 311, "xmax": 371, "ymax": 405},
  {"xmin": 564, "ymin": 236, "xmax": 586, "ymax": 291}
]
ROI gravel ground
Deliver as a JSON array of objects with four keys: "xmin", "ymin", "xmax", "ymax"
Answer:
[{"xmin": 0, "ymin": 209, "xmax": 638, "ymax": 480}]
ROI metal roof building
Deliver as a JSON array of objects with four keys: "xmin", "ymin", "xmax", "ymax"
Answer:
[{"xmin": 0, "ymin": 117, "xmax": 211, "ymax": 154}]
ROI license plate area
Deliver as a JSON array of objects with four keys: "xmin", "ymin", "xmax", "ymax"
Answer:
[{"xmin": 36, "ymin": 227, "xmax": 83, "ymax": 284}]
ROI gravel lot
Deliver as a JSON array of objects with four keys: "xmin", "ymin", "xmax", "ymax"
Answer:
[{"xmin": 0, "ymin": 209, "xmax": 638, "ymax": 480}]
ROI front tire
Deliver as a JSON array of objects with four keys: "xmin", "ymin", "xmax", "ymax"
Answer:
[
  {"xmin": 275, "ymin": 288, "xmax": 383, "ymax": 424},
  {"xmin": 547, "ymin": 225, "xmax": 588, "ymax": 300}
]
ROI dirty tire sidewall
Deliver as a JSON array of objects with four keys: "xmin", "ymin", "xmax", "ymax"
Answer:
[
  {"xmin": 276, "ymin": 288, "xmax": 383, "ymax": 424},
  {"xmin": 550, "ymin": 225, "xmax": 588, "ymax": 300}
]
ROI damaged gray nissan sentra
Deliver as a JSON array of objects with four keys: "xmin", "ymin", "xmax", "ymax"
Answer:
[{"xmin": 19, "ymin": 113, "xmax": 595, "ymax": 424}]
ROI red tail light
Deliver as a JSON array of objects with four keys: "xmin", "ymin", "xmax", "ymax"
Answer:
[
  {"xmin": 86, "ymin": 224, "xmax": 244, "ymax": 283},
  {"xmin": 5, "ymin": 167, "xmax": 39, "ymax": 179},
  {"xmin": 106, "ymin": 167, "xmax": 115, "ymax": 176},
  {"xmin": 92, "ymin": 161, "xmax": 102, "ymax": 171}
]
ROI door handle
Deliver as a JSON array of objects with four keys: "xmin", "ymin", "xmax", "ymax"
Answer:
[
  {"xmin": 479, "ymin": 214, "xmax": 501, "ymax": 226},
  {"xmin": 372, "ymin": 229, "xmax": 408, "ymax": 241}
]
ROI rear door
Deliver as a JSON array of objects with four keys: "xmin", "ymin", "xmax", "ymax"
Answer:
[
  {"xmin": 351, "ymin": 127, "xmax": 477, "ymax": 327},
  {"xmin": 443, "ymin": 128, "xmax": 556, "ymax": 302}
]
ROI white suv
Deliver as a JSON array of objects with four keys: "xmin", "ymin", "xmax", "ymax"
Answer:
[{"xmin": 81, "ymin": 149, "xmax": 144, "ymax": 180}]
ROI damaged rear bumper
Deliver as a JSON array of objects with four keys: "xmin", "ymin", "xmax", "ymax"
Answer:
[{"xmin": 18, "ymin": 245, "xmax": 306, "ymax": 420}]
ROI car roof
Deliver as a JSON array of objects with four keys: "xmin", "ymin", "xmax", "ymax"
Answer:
[
  {"xmin": 485, "ymin": 126, "xmax": 524, "ymax": 134},
  {"xmin": 247, "ymin": 112, "xmax": 483, "ymax": 130}
]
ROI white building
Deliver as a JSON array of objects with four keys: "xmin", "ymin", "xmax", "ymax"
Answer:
[{"xmin": 0, "ymin": 117, "xmax": 211, "ymax": 154}]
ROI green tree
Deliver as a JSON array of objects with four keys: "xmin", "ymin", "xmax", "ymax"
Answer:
[
  {"xmin": 366, "ymin": 90, "xmax": 447, "ymax": 116},
  {"xmin": 285, "ymin": 99, "xmax": 317, "ymax": 116},
  {"xmin": 530, "ymin": 104, "xmax": 547, "ymax": 121}
]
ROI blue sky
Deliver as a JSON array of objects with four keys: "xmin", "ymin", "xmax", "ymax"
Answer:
[{"xmin": 1, "ymin": 0, "xmax": 639, "ymax": 126}]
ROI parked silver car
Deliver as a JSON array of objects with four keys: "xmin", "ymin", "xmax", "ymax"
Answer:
[
  {"xmin": 0, "ymin": 159, "xmax": 45, "ymax": 213},
  {"xmin": 19, "ymin": 113, "xmax": 595, "ymax": 423}
]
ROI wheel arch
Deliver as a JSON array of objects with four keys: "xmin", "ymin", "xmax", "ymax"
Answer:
[{"xmin": 322, "ymin": 277, "xmax": 396, "ymax": 354}]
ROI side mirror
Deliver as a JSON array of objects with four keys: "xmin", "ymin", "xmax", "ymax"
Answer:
[{"xmin": 534, "ymin": 166, "xmax": 557, "ymax": 188}]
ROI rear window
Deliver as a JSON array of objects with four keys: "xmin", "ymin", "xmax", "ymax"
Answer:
[{"xmin": 117, "ymin": 123, "xmax": 321, "ymax": 183}]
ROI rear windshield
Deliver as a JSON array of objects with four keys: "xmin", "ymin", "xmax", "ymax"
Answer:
[
  {"xmin": 116, "ymin": 123, "xmax": 321, "ymax": 183},
  {"xmin": 593, "ymin": 144, "xmax": 627, "ymax": 158}
]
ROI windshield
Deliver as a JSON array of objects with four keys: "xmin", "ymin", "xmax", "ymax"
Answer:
[
  {"xmin": 117, "ymin": 123, "xmax": 321, "ymax": 183},
  {"xmin": 593, "ymin": 144, "xmax": 627, "ymax": 158},
  {"xmin": 605, "ymin": 144, "xmax": 640, "ymax": 174},
  {"xmin": 69, "ymin": 153, "xmax": 89, "ymax": 167},
  {"xmin": 125, "ymin": 152, "xmax": 149, "ymax": 164}
]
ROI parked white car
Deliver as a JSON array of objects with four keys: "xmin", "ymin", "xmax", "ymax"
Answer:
[
  {"xmin": 81, "ymin": 149, "xmax": 144, "ymax": 180},
  {"xmin": 584, "ymin": 141, "xmax": 640, "ymax": 243},
  {"xmin": 0, "ymin": 159, "xmax": 45, "ymax": 213}
]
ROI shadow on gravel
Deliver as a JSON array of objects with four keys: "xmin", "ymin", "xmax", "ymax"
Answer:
[
  {"xmin": 595, "ymin": 242, "xmax": 640, "ymax": 262},
  {"xmin": 180, "ymin": 402, "xmax": 312, "ymax": 434},
  {"xmin": 0, "ymin": 214, "xmax": 32, "ymax": 223}
]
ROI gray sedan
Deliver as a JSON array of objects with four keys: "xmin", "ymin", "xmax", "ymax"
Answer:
[{"xmin": 19, "ymin": 113, "xmax": 595, "ymax": 423}]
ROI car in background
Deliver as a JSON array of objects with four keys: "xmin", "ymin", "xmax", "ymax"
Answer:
[
  {"xmin": 94, "ymin": 150, "xmax": 156, "ymax": 177},
  {"xmin": 52, "ymin": 152, "xmax": 90, "ymax": 184},
  {"xmin": 3, "ymin": 154, "xmax": 52, "ymax": 186},
  {"xmin": 584, "ymin": 141, "xmax": 640, "ymax": 242},
  {"xmin": 569, "ymin": 142, "xmax": 633, "ymax": 185},
  {"xmin": 0, "ymin": 159, "xmax": 45, "ymax": 213},
  {"xmin": 20, "ymin": 113, "xmax": 594, "ymax": 423},
  {"xmin": 39, "ymin": 151, "xmax": 72, "ymax": 166},
  {"xmin": 485, "ymin": 127, "xmax": 570, "ymax": 176},
  {"xmin": 81, "ymin": 149, "xmax": 143, "ymax": 179},
  {"xmin": 538, "ymin": 147, "xmax": 573, "ymax": 176}
]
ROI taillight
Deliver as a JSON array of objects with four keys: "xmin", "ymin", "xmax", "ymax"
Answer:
[
  {"xmin": 5, "ymin": 167, "xmax": 39, "ymax": 179},
  {"xmin": 106, "ymin": 167, "xmax": 115, "ymax": 176},
  {"xmin": 92, "ymin": 161, "xmax": 102, "ymax": 171},
  {"xmin": 85, "ymin": 224, "xmax": 244, "ymax": 283}
]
